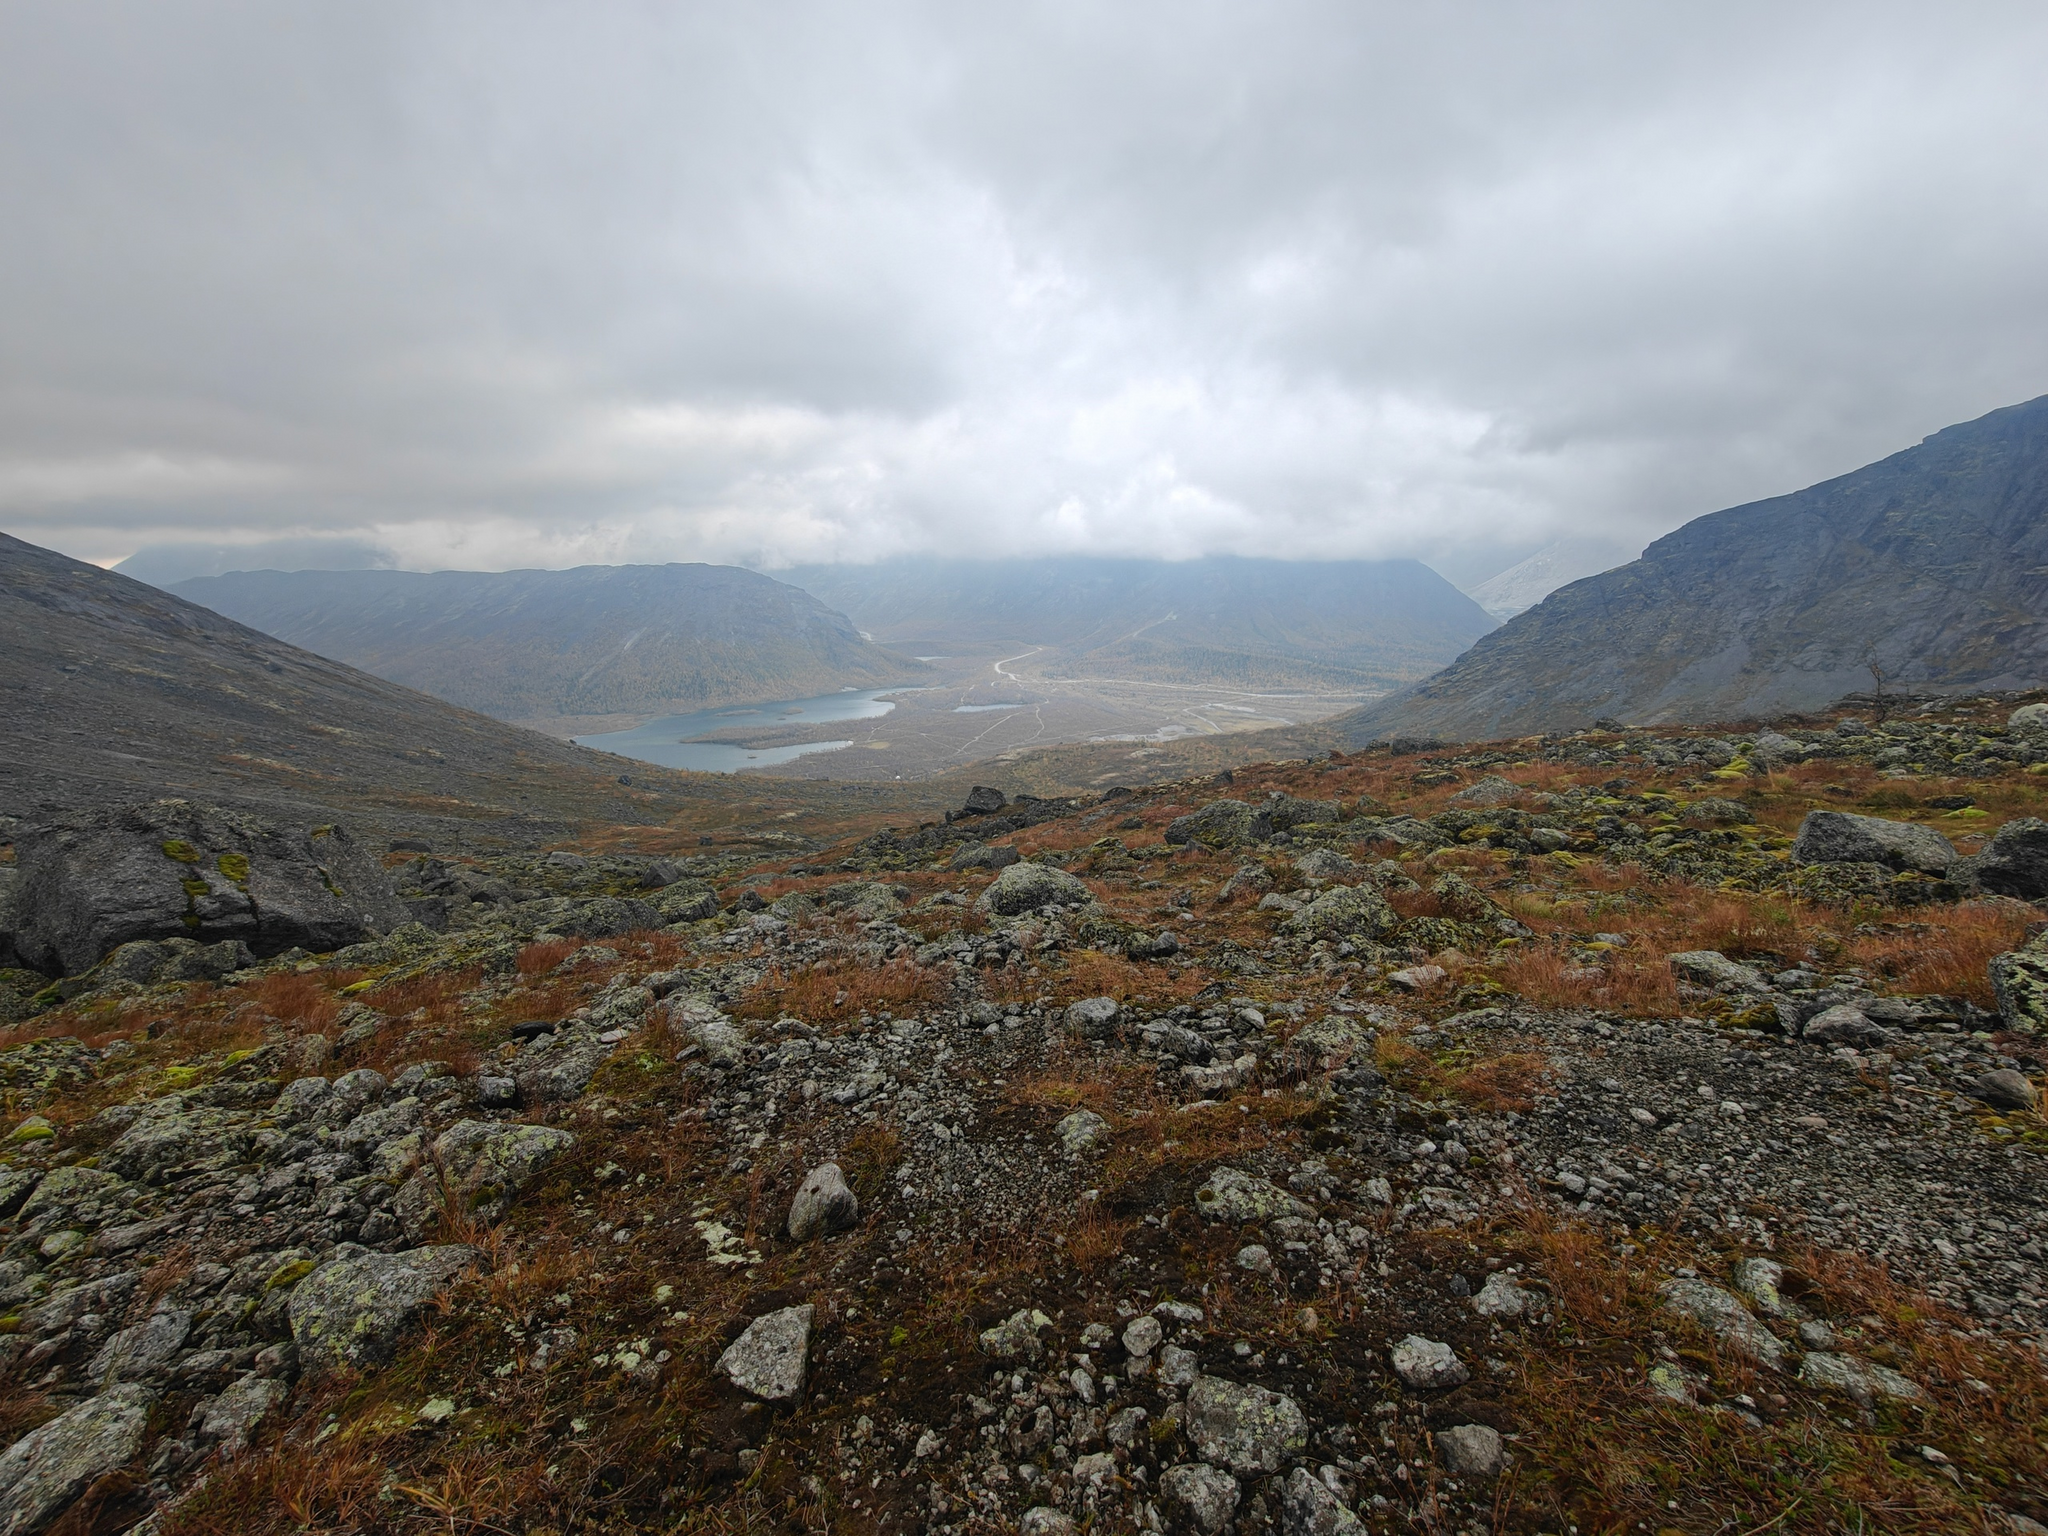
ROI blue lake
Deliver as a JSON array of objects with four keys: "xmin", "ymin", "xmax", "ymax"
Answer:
[{"xmin": 574, "ymin": 689, "xmax": 897, "ymax": 773}]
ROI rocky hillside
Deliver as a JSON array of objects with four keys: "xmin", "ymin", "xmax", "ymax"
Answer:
[
  {"xmin": 172, "ymin": 564, "xmax": 927, "ymax": 726},
  {"xmin": 782, "ymin": 556, "xmax": 1495, "ymax": 690},
  {"xmin": 6, "ymin": 692, "xmax": 2048, "ymax": 1535},
  {"xmin": 0, "ymin": 532, "xmax": 759, "ymax": 847},
  {"xmin": 1333, "ymin": 394, "xmax": 2048, "ymax": 743}
]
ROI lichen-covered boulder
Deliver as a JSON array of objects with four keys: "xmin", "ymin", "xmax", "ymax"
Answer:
[
  {"xmin": 1280, "ymin": 884, "xmax": 1398, "ymax": 944},
  {"xmin": 1184, "ymin": 1375, "xmax": 1308, "ymax": 1475},
  {"xmin": 0, "ymin": 1383, "xmax": 155, "ymax": 1536},
  {"xmin": 653, "ymin": 881, "xmax": 720, "ymax": 923},
  {"xmin": 1791, "ymin": 810, "xmax": 1955, "ymax": 874},
  {"xmin": 89, "ymin": 1308, "xmax": 191, "ymax": 1382},
  {"xmin": 394, "ymin": 1120, "xmax": 575, "ymax": 1242},
  {"xmin": 1967, "ymin": 816, "xmax": 2048, "ymax": 900},
  {"xmin": 1658, "ymin": 1278, "xmax": 1784, "ymax": 1368},
  {"xmin": 1195, "ymin": 1167, "xmax": 1314, "ymax": 1224},
  {"xmin": 512, "ymin": 1027, "xmax": 614, "ymax": 1103},
  {"xmin": 1667, "ymin": 950, "xmax": 1769, "ymax": 994},
  {"xmin": 664, "ymin": 996, "xmax": 746, "ymax": 1067},
  {"xmin": 1278, "ymin": 1466, "xmax": 1364, "ymax": 1534},
  {"xmin": 1991, "ymin": 936, "xmax": 2048, "ymax": 1034},
  {"xmin": 1160, "ymin": 1463, "xmax": 1240, "ymax": 1535},
  {"xmin": 0, "ymin": 1037, "xmax": 98, "ymax": 1106},
  {"xmin": 1165, "ymin": 800, "xmax": 1271, "ymax": 849},
  {"xmin": 975, "ymin": 861, "xmax": 1092, "ymax": 916},
  {"xmin": 715, "ymin": 1304, "xmax": 814, "ymax": 1401},
  {"xmin": 288, "ymin": 1243, "xmax": 477, "ymax": 1377},
  {"xmin": 10, "ymin": 800, "xmax": 408, "ymax": 976}
]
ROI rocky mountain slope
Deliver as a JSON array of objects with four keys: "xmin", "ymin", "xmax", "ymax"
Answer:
[
  {"xmin": 781, "ymin": 556, "xmax": 1495, "ymax": 691},
  {"xmin": 7, "ymin": 692, "xmax": 2048, "ymax": 1535},
  {"xmin": 1461, "ymin": 537, "xmax": 1637, "ymax": 622},
  {"xmin": 1333, "ymin": 394, "xmax": 2048, "ymax": 743},
  {"xmin": 0, "ymin": 532, "xmax": 751, "ymax": 846},
  {"xmin": 171, "ymin": 564, "xmax": 926, "ymax": 726}
]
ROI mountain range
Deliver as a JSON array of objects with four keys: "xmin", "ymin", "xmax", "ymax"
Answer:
[
  {"xmin": 170, "ymin": 564, "xmax": 926, "ymax": 726},
  {"xmin": 780, "ymin": 555, "xmax": 1494, "ymax": 691},
  {"xmin": 0, "ymin": 532, "xmax": 724, "ymax": 842},
  {"xmin": 1333, "ymin": 393, "xmax": 2048, "ymax": 743}
]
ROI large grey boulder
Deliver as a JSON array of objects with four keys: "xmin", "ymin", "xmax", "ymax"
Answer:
[
  {"xmin": 1280, "ymin": 884, "xmax": 1398, "ymax": 944},
  {"xmin": 1063, "ymin": 996, "xmax": 1121, "ymax": 1039},
  {"xmin": 394, "ymin": 1120, "xmax": 575, "ymax": 1242},
  {"xmin": 715, "ymin": 1304, "xmax": 814, "ymax": 1401},
  {"xmin": 288, "ymin": 1243, "xmax": 477, "ymax": 1377},
  {"xmin": 512, "ymin": 1027, "xmax": 614, "ymax": 1103},
  {"xmin": 975, "ymin": 861, "xmax": 1092, "ymax": 915},
  {"xmin": 196, "ymin": 1374, "xmax": 287, "ymax": 1455},
  {"xmin": 1991, "ymin": 936, "xmax": 2048, "ymax": 1034},
  {"xmin": 787, "ymin": 1162, "xmax": 859, "ymax": 1241},
  {"xmin": 1184, "ymin": 1375, "xmax": 1309, "ymax": 1475},
  {"xmin": 1160, "ymin": 1463, "xmax": 1240, "ymax": 1534},
  {"xmin": 1966, "ymin": 817, "xmax": 2048, "ymax": 899},
  {"xmin": 1667, "ymin": 951, "xmax": 1769, "ymax": 994},
  {"xmin": 1165, "ymin": 800, "xmax": 1271, "ymax": 849},
  {"xmin": 10, "ymin": 800, "xmax": 408, "ymax": 976},
  {"xmin": 1791, "ymin": 810, "xmax": 1955, "ymax": 875},
  {"xmin": 0, "ymin": 1384, "xmax": 155, "ymax": 1536}
]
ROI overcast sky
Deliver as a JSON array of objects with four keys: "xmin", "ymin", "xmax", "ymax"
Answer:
[{"xmin": 5, "ymin": 2, "xmax": 2046, "ymax": 584}]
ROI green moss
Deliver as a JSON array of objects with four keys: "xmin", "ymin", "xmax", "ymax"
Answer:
[
  {"xmin": 217, "ymin": 852, "xmax": 251, "ymax": 884},
  {"xmin": 181, "ymin": 877, "xmax": 209, "ymax": 899},
  {"xmin": 162, "ymin": 1065, "xmax": 200, "ymax": 1088},
  {"xmin": 161, "ymin": 839, "xmax": 201, "ymax": 863},
  {"xmin": 264, "ymin": 1258, "xmax": 318, "ymax": 1291}
]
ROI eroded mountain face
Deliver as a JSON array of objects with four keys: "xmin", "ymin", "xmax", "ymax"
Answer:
[
  {"xmin": 1336, "ymin": 393, "xmax": 2048, "ymax": 744},
  {"xmin": 5, "ymin": 699, "xmax": 2048, "ymax": 1536}
]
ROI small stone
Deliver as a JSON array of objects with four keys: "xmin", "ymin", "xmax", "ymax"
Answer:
[
  {"xmin": 1278, "ymin": 1465, "xmax": 1363, "ymax": 1535},
  {"xmin": 1064, "ymin": 996, "xmax": 1121, "ymax": 1039},
  {"xmin": 978, "ymin": 1308, "xmax": 1053, "ymax": 1362},
  {"xmin": 90, "ymin": 1309, "xmax": 192, "ymax": 1382},
  {"xmin": 1235, "ymin": 1244, "xmax": 1275, "ymax": 1275},
  {"xmin": 1732, "ymin": 1257, "xmax": 1788, "ymax": 1317},
  {"xmin": 787, "ymin": 1162, "xmax": 859, "ymax": 1241},
  {"xmin": 1019, "ymin": 1508, "xmax": 1075, "ymax": 1536},
  {"xmin": 1797, "ymin": 1320, "xmax": 1838, "ymax": 1350},
  {"xmin": 1667, "ymin": 951, "xmax": 1770, "ymax": 994},
  {"xmin": 1158, "ymin": 1342, "xmax": 1200, "ymax": 1387},
  {"xmin": 196, "ymin": 1373, "xmax": 286, "ymax": 1455},
  {"xmin": 716, "ymin": 1304, "xmax": 814, "ymax": 1402},
  {"xmin": 1390, "ymin": 1335, "xmax": 1468, "ymax": 1390},
  {"xmin": 1435, "ymin": 1423, "xmax": 1504, "ymax": 1478},
  {"xmin": 1107, "ymin": 1406, "xmax": 1150, "ymax": 1446},
  {"xmin": 1161, "ymin": 1461, "xmax": 1242, "ymax": 1534},
  {"xmin": 1804, "ymin": 1005, "xmax": 1889, "ymax": 1047},
  {"xmin": 1122, "ymin": 1315, "xmax": 1164, "ymax": 1357},
  {"xmin": 1472, "ymin": 1272, "xmax": 1533, "ymax": 1319},
  {"xmin": 1387, "ymin": 964, "xmax": 1446, "ymax": 993},
  {"xmin": 1647, "ymin": 1362, "xmax": 1693, "ymax": 1403},
  {"xmin": 1054, "ymin": 1108, "xmax": 1110, "ymax": 1154}
]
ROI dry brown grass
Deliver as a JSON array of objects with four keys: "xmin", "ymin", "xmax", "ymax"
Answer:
[
  {"xmin": 515, "ymin": 937, "xmax": 580, "ymax": 976},
  {"xmin": 241, "ymin": 969, "xmax": 345, "ymax": 1033},
  {"xmin": 1494, "ymin": 943, "xmax": 1681, "ymax": 1016},
  {"xmin": 1842, "ymin": 902, "xmax": 2036, "ymax": 1005},
  {"xmin": 733, "ymin": 956, "xmax": 953, "ymax": 1024}
]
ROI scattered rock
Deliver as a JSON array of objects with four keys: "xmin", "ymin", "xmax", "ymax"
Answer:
[
  {"xmin": 1390, "ymin": 1335, "xmax": 1469, "ymax": 1390},
  {"xmin": 1792, "ymin": 810, "xmax": 1955, "ymax": 875},
  {"xmin": 1731, "ymin": 1257, "xmax": 1788, "ymax": 1316},
  {"xmin": 1658, "ymin": 1278, "xmax": 1784, "ymax": 1369},
  {"xmin": 716, "ymin": 1304, "xmax": 814, "ymax": 1402},
  {"xmin": 1667, "ymin": 950, "xmax": 1769, "ymax": 994},
  {"xmin": 289, "ymin": 1244, "xmax": 478, "ymax": 1377},
  {"xmin": 89, "ymin": 1308, "xmax": 191, "ymax": 1382},
  {"xmin": 1063, "ymin": 996, "xmax": 1120, "ymax": 1039},
  {"xmin": 0, "ymin": 1383, "xmax": 155, "ymax": 1536},
  {"xmin": 1053, "ymin": 1108, "xmax": 1110, "ymax": 1154},
  {"xmin": 1195, "ymin": 1167, "xmax": 1314, "ymax": 1224},
  {"xmin": 1435, "ymin": 1423, "xmax": 1505, "ymax": 1478},
  {"xmin": 1798, "ymin": 1352, "xmax": 1924, "ymax": 1406},
  {"xmin": 395, "ymin": 1120, "xmax": 574, "ymax": 1240},
  {"xmin": 196, "ymin": 1374, "xmax": 286, "ymax": 1454},
  {"xmin": 1278, "ymin": 1465, "xmax": 1363, "ymax": 1535},
  {"xmin": 1472, "ymin": 1272, "xmax": 1535, "ymax": 1319},
  {"xmin": 1448, "ymin": 776, "xmax": 1521, "ymax": 807},
  {"xmin": 1161, "ymin": 1462, "xmax": 1241, "ymax": 1535},
  {"xmin": 1185, "ymin": 1375, "xmax": 1309, "ymax": 1475},
  {"xmin": 1803, "ymin": 1005, "xmax": 1890, "ymax": 1046},
  {"xmin": 976, "ymin": 862, "xmax": 1093, "ymax": 916},
  {"xmin": 978, "ymin": 1308, "xmax": 1053, "ymax": 1362},
  {"xmin": 1018, "ymin": 1509, "xmax": 1074, "ymax": 1536},
  {"xmin": 1121, "ymin": 1315, "xmax": 1163, "ymax": 1357},
  {"xmin": 1165, "ymin": 800, "xmax": 1270, "ymax": 850},
  {"xmin": 1387, "ymin": 964, "xmax": 1446, "ymax": 992},
  {"xmin": 787, "ymin": 1162, "xmax": 859, "ymax": 1241}
]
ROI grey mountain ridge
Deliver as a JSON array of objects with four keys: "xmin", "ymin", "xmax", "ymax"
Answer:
[
  {"xmin": 170, "ymin": 563, "xmax": 926, "ymax": 725},
  {"xmin": 1333, "ymin": 392, "xmax": 2048, "ymax": 743},
  {"xmin": 780, "ymin": 554, "xmax": 1494, "ymax": 691}
]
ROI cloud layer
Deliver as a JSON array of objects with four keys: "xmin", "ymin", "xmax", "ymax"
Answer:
[{"xmin": 6, "ymin": 1, "xmax": 2047, "ymax": 578}]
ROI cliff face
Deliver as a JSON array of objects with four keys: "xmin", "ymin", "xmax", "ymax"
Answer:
[{"xmin": 1333, "ymin": 394, "xmax": 2048, "ymax": 743}]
